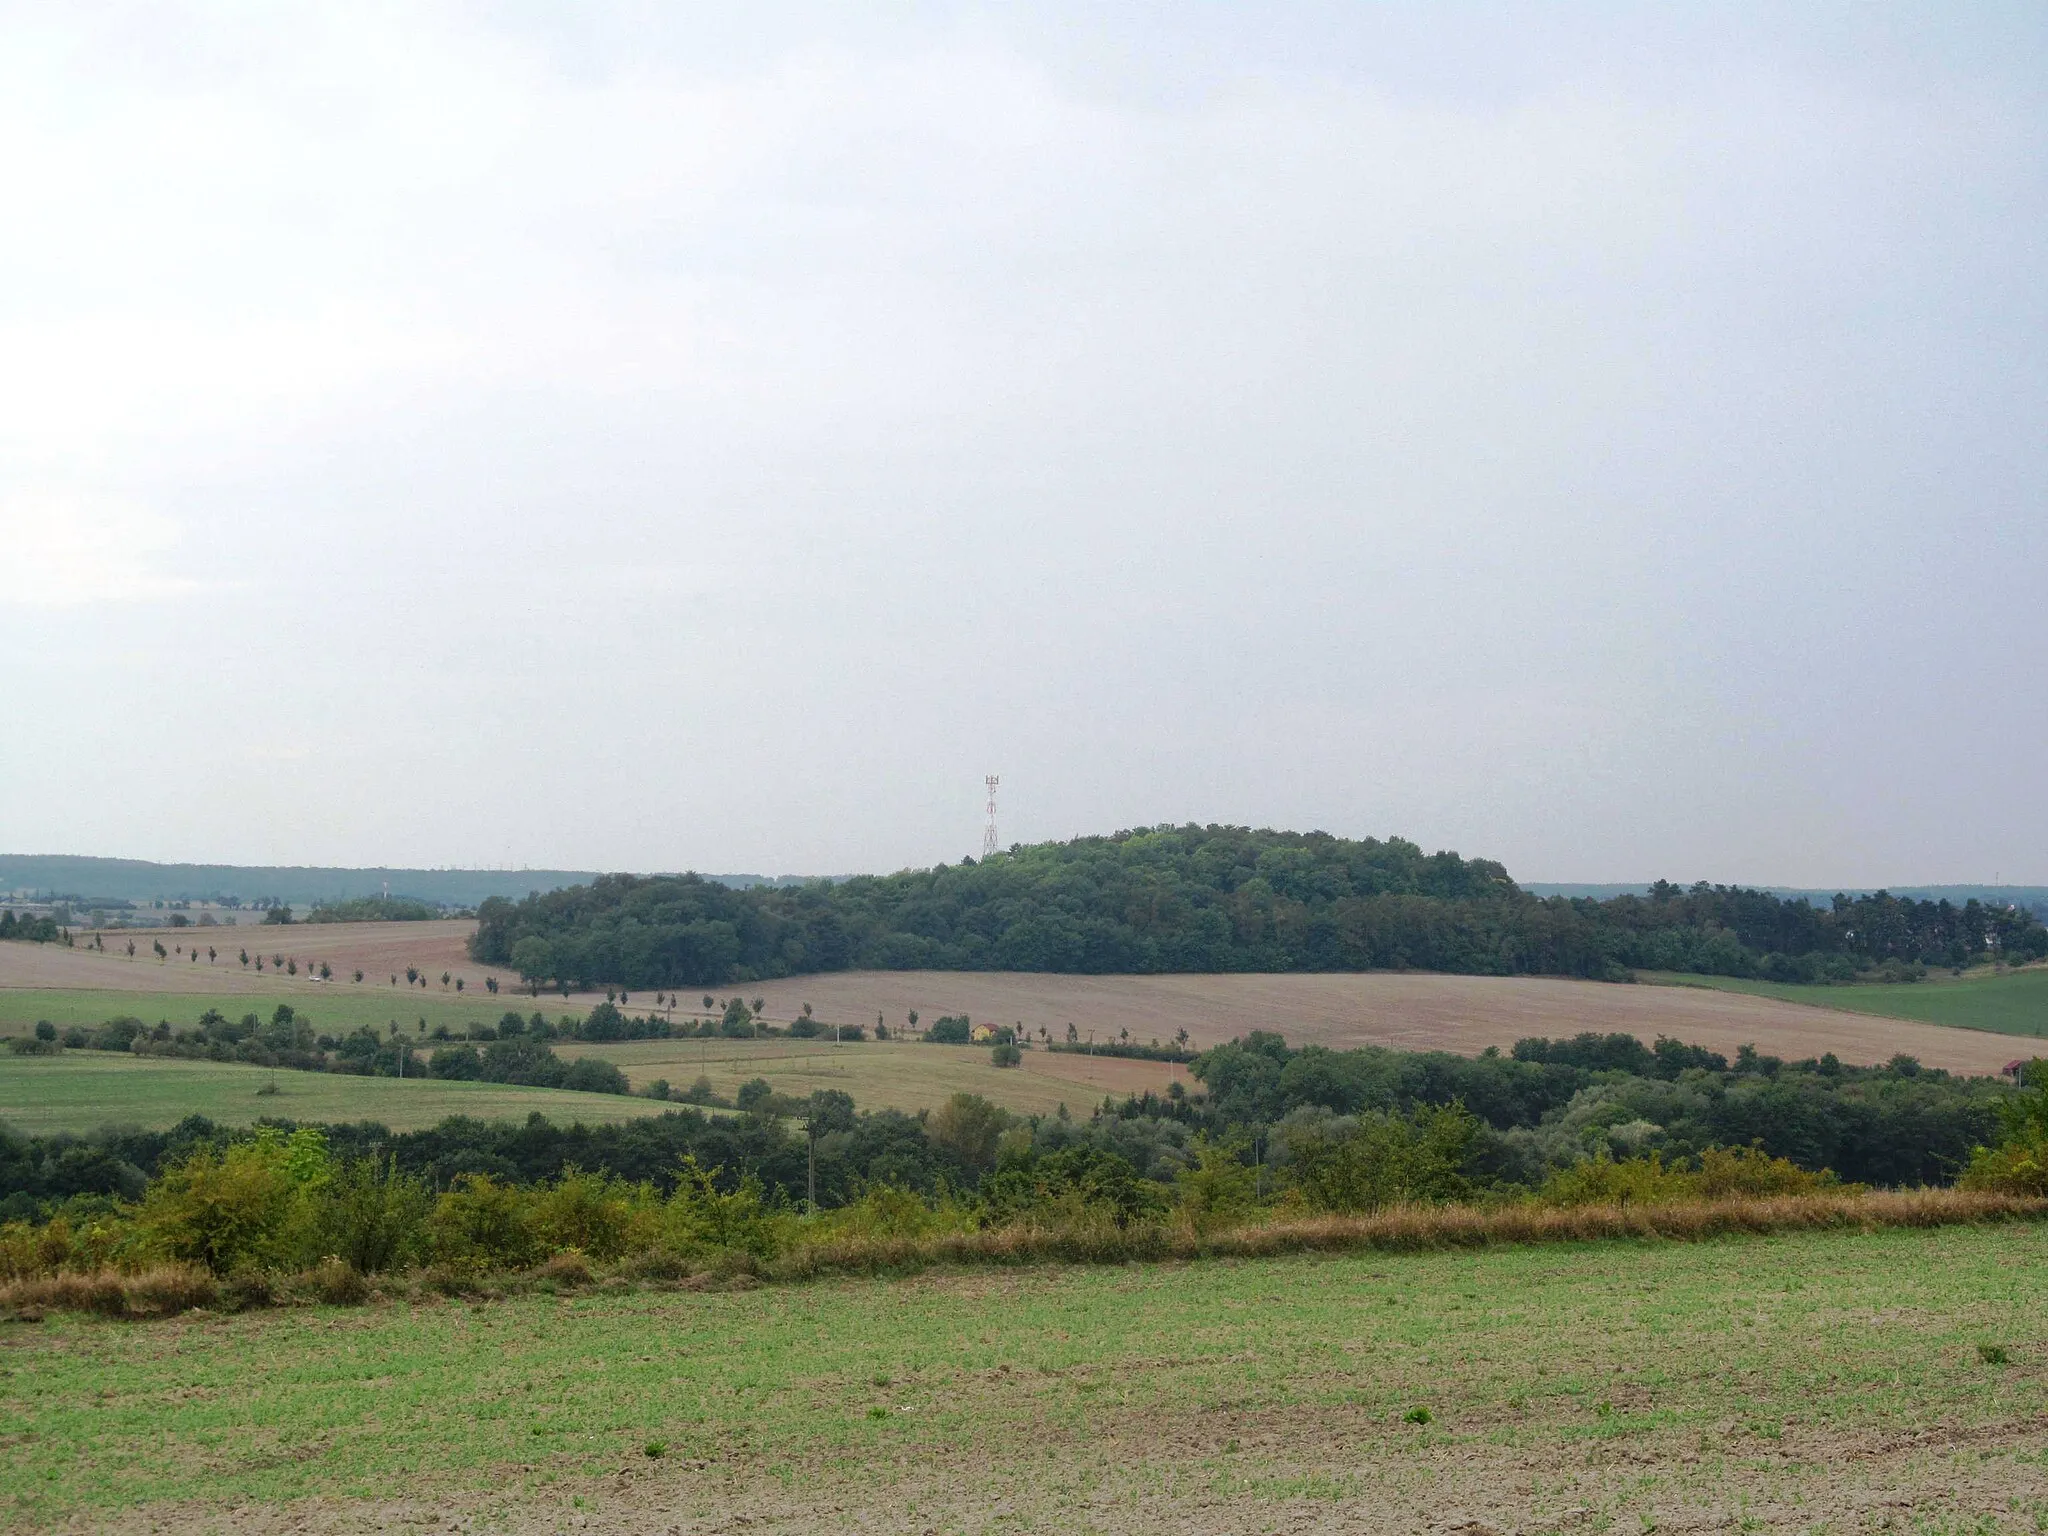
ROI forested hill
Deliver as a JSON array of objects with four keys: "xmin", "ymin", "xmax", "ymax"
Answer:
[{"xmin": 469, "ymin": 825, "xmax": 2048, "ymax": 990}]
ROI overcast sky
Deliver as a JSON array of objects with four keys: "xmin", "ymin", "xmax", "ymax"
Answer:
[{"xmin": 2, "ymin": 3, "xmax": 2042, "ymax": 886}]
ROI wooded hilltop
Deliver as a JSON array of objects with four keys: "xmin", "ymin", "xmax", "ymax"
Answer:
[{"xmin": 471, "ymin": 825, "xmax": 2048, "ymax": 991}]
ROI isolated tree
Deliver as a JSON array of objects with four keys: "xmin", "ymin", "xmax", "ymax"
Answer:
[
  {"xmin": 286, "ymin": 959, "xmax": 297, "ymax": 976},
  {"xmin": 907, "ymin": 1010, "xmax": 919, "ymax": 1032},
  {"xmin": 126, "ymin": 940, "xmax": 136, "ymax": 958},
  {"xmin": 485, "ymin": 976, "xmax": 498, "ymax": 995},
  {"xmin": 405, "ymin": 967, "xmax": 419, "ymax": 985},
  {"xmin": 34, "ymin": 1020, "xmax": 56, "ymax": 1043},
  {"xmin": 319, "ymin": 961, "xmax": 332, "ymax": 980},
  {"xmin": 354, "ymin": 969, "xmax": 364, "ymax": 983},
  {"xmin": 207, "ymin": 946, "xmax": 217, "ymax": 963},
  {"xmin": 802, "ymin": 1003, "xmax": 814, "ymax": 1021},
  {"xmin": 702, "ymin": 994, "xmax": 714, "ymax": 1011},
  {"xmin": 390, "ymin": 974, "xmax": 398, "ymax": 987},
  {"xmin": 153, "ymin": 940, "xmax": 166, "ymax": 962},
  {"xmin": 440, "ymin": 971, "xmax": 451, "ymax": 990},
  {"xmin": 1176, "ymin": 1028, "xmax": 1190, "ymax": 1050},
  {"xmin": 254, "ymin": 955, "xmax": 264, "ymax": 972},
  {"xmin": 455, "ymin": 977, "xmax": 464, "ymax": 992},
  {"xmin": 238, "ymin": 948, "xmax": 248, "ymax": 967},
  {"xmin": 928, "ymin": 1092, "xmax": 1008, "ymax": 1170},
  {"xmin": 1066, "ymin": 1022, "xmax": 1079, "ymax": 1044}
]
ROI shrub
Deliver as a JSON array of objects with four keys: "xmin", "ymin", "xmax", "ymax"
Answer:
[
  {"xmin": 1174, "ymin": 1134, "xmax": 1260, "ymax": 1231},
  {"xmin": 301, "ymin": 1255, "xmax": 371, "ymax": 1305},
  {"xmin": 132, "ymin": 1137, "xmax": 299, "ymax": 1274},
  {"xmin": 530, "ymin": 1171, "xmax": 654, "ymax": 1262},
  {"xmin": 1696, "ymin": 1145, "xmax": 1837, "ymax": 1198},
  {"xmin": 991, "ymin": 1043, "xmax": 1021, "ymax": 1068},
  {"xmin": 309, "ymin": 1158, "xmax": 431, "ymax": 1274},
  {"xmin": 533, "ymin": 1249, "xmax": 593, "ymax": 1288},
  {"xmin": 1284, "ymin": 1104, "xmax": 1477, "ymax": 1214},
  {"xmin": 736, "ymin": 1078, "xmax": 775, "ymax": 1112},
  {"xmin": 561, "ymin": 1057, "xmax": 630, "ymax": 1095},
  {"xmin": 666, "ymin": 1155, "xmax": 779, "ymax": 1261}
]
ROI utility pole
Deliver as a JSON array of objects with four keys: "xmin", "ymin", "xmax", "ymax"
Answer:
[{"xmin": 983, "ymin": 775, "xmax": 1000, "ymax": 860}]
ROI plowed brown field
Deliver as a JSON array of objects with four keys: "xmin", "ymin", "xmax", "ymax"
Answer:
[
  {"xmin": 4, "ymin": 922, "xmax": 2023, "ymax": 1074},
  {"xmin": 0, "ymin": 920, "xmax": 485, "ymax": 994}
]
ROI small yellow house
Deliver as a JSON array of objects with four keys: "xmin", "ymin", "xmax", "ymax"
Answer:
[{"xmin": 969, "ymin": 1021, "xmax": 998, "ymax": 1043}]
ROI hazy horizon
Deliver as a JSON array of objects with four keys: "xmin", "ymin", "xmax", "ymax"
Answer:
[{"xmin": 4, "ymin": 4, "xmax": 2042, "ymax": 886}]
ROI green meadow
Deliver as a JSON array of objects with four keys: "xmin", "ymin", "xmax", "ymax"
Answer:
[
  {"xmin": 1645, "ymin": 965, "xmax": 2048, "ymax": 1039},
  {"xmin": 2, "ymin": 1223, "xmax": 2044, "ymax": 1531},
  {"xmin": 0, "ymin": 1051, "xmax": 669, "ymax": 1135}
]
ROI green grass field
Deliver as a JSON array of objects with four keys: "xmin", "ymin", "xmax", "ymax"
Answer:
[
  {"xmin": 0, "ymin": 1052, "xmax": 672, "ymax": 1135},
  {"xmin": 1644, "ymin": 965, "xmax": 2048, "ymax": 1040},
  {"xmin": 3, "ymin": 1223, "xmax": 2044, "ymax": 1532},
  {"xmin": 0, "ymin": 986, "xmax": 528, "ymax": 1039}
]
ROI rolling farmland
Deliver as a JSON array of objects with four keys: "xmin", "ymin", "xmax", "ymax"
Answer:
[
  {"xmin": 4, "ymin": 920, "xmax": 2041, "ymax": 1078},
  {"xmin": 0, "ymin": 1051, "xmax": 675, "ymax": 1135},
  {"xmin": 567, "ymin": 1037, "xmax": 1178, "ymax": 1116}
]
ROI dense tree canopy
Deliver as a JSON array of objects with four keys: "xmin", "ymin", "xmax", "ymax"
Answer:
[{"xmin": 471, "ymin": 825, "xmax": 2048, "ymax": 990}]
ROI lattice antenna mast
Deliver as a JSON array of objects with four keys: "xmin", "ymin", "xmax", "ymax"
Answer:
[{"xmin": 983, "ymin": 775, "xmax": 1001, "ymax": 860}]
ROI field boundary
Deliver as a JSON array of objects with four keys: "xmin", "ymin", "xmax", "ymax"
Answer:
[
  {"xmin": 7, "ymin": 1189, "xmax": 2041, "ymax": 1322},
  {"xmin": 771, "ymin": 1187, "xmax": 2048, "ymax": 1280}
]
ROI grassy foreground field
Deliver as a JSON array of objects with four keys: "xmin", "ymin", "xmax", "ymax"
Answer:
[
  {"xmin": 1648, "ymin": 967, "xmax": 2048, "ymax": 1041},
  {"xmin": 0, "ymin": 1053, "xmax": 671, "ymax": 1135},
  {"xmin": 4, "ymin": 1223, "xmax": 2046, "ymax": 1533}
]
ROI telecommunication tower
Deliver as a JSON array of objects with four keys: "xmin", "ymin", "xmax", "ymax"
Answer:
[{"xmin": 982, "ymin": 775, "xmax": 1000, "ymax": 860}]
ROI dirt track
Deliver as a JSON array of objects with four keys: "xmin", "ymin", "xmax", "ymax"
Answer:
[{"xmin": 2, "ymin": 923, "xmax": 2028, "ymax": 1074}]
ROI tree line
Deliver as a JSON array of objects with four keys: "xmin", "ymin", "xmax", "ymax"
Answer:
[
  {"xmin": 0, "ymin": 910, "xmax": 68, "ymax": 944},
  {"xmin": 468, "ymin": 825, "xmax": 2048, "ymax": 990},
  {"xmin": 3, "ymin": 1025, "xmax": 2023, "ymax": 1233}
]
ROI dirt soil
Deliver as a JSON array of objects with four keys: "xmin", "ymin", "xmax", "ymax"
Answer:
[
  {"xmin": 65, "ymin": 1384, "xmax": 2048, "ymax": 1535},
  {"xmin": 749, "ymin": 970, "xmax": 2028, "ymax": 1075},
  {"xmin": 0, "ymin": 920, "xmax": 485, "ymax": 994}
]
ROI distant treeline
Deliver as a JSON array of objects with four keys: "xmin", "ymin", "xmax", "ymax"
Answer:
[
  {"xmin": 470, "ymin": 825, "xmax": 2048, "ymax": 989},
  {"xmin": 0, "ymin": 910, "xmax": 66, "ymax": 944},
  {"xmin": 304, "ymin": 896, "xmax": 442, "ymax": 923}
]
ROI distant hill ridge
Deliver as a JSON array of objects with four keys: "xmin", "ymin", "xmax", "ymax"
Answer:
[
  {"xmin": 0, "ymin": 855, "xmax": 812, "ymax": 909},
  {"xmin": 467, "ymin": 825, "xmax": 2048, "ymax": 990},
  {"xmin": 1527, "ymin": 883, "xmax": 2048, "ymax": 920}
]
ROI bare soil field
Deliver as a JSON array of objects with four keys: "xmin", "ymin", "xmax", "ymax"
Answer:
[
  {"xmin": 4, "ymin": 926, "xmax": 2028, "ymax": 1075},
  {"xmin": 749, "ymin": 970, "xmax": 2028, "ymax": 1075},
  {"xmin": 0, "ymin": 920, "xmax": 490, "ymax": 995}
]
